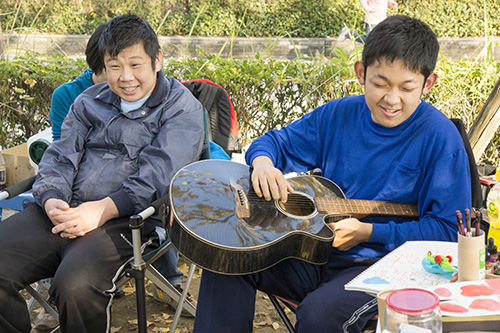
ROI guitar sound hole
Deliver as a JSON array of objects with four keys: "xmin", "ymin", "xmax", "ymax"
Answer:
[{"xmin": 276, "ymin": 192, "xmax": 317, "ymax": 219}]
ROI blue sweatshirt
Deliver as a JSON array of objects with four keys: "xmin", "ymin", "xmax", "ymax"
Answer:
[
  {"xmin": 245, "ymin": 95, "xmax": 471, "ymax": 258},
  {"xmin": 49, "ymin": 69, "xmax": 94, "ymax": 141}
]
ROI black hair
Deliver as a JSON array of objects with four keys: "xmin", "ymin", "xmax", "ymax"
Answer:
[
  {"xmin": 85, "ymin": 22, "xmax": 108, "ymax": 76},
  {"xmin": 99, "ymin": 14, "xmax": 160, "ymax": 70},
  {"xmin": 362, "ymin": 15, "xmax": 439, "ymax": 80}
]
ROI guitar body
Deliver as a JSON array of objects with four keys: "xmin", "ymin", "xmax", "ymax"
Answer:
[{"xmin": 166, "ymin": 159, "xmax": 340, "ymax": 275}]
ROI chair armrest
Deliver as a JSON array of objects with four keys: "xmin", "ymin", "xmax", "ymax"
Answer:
[
  {"xmin": 0, "ymin": 176, "xmax": 36, "ymax": 201},
  {"xmin": 132, "ymin": 192, "xmax": 170, "ymax": 221},
  {"xmin": 128, "ymin": 193, "xmax": 170, "ymax": 271}
]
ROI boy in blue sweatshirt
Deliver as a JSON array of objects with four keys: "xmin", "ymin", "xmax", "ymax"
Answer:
[{"xmin": 194, "ymin": 15, "xmax": 471, "ymax": 332}]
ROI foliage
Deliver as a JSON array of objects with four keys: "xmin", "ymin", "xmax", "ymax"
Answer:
[
  {"xmin": 430, "ymin": 53, "xmax": 500, "ymax": 164},
  {"xmin": 398, "ymin": 0, "xmax": 500, "ymax": 38},
  {"xmin": 1, "ymin": 0, "xmax": 499, "ymax": 38},
  {"xmin": 165, "ymin": 48, "xmax": 363, "ymax": 144},
  {"xmin": 2, "ymin": 50, "xmax": 500, "ymax": 165},
  {"xmin": 0, "ymin": 53, "xmax": 86, "ymax": 148}
]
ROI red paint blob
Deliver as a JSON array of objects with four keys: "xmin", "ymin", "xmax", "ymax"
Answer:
[
  {"xmin": 434, "ymin": 287, "xmax": 452, "ymax": 297},
  {"xmin": 460, "ymin": 284, "xmax": 494, "ymax": 297},
  {"xmin": 439, "ymin": 302, "xmax": 469, "ymax": 313},
  {"xmin": 469, "ymin": 298, "xmax": 500, "ymax": 311}
]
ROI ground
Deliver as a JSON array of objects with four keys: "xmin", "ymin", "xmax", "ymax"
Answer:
[
  {"xmin": 27, "ymin": 257, "xmax": 297, "ymax": 333},
  {"xmin": 27, "ymin": 258, "xmax": 378, "ymax": 333},
  {"xmin": 105, "ymin": 263, "xmax": 294, "ymax": 333}
]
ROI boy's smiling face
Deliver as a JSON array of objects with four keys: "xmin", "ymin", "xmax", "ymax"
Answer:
[
  {"xmin": 354, "ymin": 58, "xmax": 437, "ymax": 128},
  {"xmin": 104, "ymin": 42, "xmax": 162, "ymax": 103}
]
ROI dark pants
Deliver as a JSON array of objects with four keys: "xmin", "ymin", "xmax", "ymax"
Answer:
[
  {"xmin": 194, "ymin": 251, "xmax": 379, "ymax": 333},
  {"xmin": 0, "ymin": 203, "xmax": 159, "ymax": 333}
]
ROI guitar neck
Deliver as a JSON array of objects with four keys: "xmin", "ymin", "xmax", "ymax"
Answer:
[{"xmin": 315, "ymin": 197, "xmax": 418, "ymax": 218}]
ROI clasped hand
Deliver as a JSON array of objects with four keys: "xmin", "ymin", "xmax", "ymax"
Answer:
[{"xmin": 45, "ymin": 198, "xmax": 118, "ymax": 238}]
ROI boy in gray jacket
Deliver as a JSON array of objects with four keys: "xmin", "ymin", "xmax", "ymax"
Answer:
[{"xmin": 0, "ymin": 14, "xmax": 204, "ymax": 332}]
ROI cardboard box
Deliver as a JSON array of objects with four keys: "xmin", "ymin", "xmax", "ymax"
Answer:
[{"xmin": 1, "ymin": 143, "xmax": 36, "ymax": 186}]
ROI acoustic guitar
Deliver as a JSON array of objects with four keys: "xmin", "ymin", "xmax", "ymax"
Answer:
[{"xmin": 165, "ymin": 159, "xmax": 418, "ymax": 275}]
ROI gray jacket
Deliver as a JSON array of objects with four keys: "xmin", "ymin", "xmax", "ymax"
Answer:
[{"xmin": 33, "ymin": 70, "xmax": 204, "ymax": 220}]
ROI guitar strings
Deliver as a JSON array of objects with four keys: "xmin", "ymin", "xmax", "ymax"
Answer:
[
  {"xmin": 245, "ymin": 192, "xmax": 394, "ymax": 206},
  {"xmin": 245, "ymin": 192, "xmax": 411, "ymax": 211}
]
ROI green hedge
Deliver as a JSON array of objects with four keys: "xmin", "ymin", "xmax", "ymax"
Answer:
[
  {"xmin": 2, "ymin": 49, "xmax": 500, "ymax": 163},
  {"xmin": 0, "ymin": 54, "xmax": 86, "ymax": 147},
  {"xmin": 1, "ymin": 0, "xmax": 499, "ymax": 38}
]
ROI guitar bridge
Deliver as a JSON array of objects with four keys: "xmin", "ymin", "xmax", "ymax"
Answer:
[{"xmin": 230, "ymin": 181, "xmax": 250, "ymax": 218}]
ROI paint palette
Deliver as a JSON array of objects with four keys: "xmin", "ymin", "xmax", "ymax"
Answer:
[{"xmin": 429, "ymin": 278, "xmax": 500, "ymax": 317}]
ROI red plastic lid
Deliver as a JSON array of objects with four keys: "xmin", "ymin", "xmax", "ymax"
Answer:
[{"xmin": 386, "ymin": 288, "xmax": 440, "ymax": 315}]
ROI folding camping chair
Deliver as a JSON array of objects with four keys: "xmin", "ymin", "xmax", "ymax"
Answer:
[
  {"xmin": 0, "ymin": 174, "xmax": 197, "ymax": 333},
  {"xmin": 1, "ymin": 112, "xmax": 209, "ymax": 333},
  {"xmin": 267, "ymin": 118, "xmax": 485, "ymax": 333}
]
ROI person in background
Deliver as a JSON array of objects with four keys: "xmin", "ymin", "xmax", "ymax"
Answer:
[
  {"xmin": 194, "ymin": 15, "xmax": 471, "ymax": 332},
  {"xmin": 0, "ymin": 14, "xmax": 204, "ymax": 332},
  {"xmin": 49, "ymin": 22, "xmax": 108, "ymax": 141},
  {"xmin": 339, "ymin": 0, "xmax": 398, "ymax": 43}
]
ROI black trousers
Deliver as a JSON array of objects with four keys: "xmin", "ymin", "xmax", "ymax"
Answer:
[{"xmin": 0, "ymin": 203, "xmax": 159, "ymax": 333}]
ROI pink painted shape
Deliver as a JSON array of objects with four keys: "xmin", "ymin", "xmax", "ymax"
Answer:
[
  {"xmin": 485, "ymin": 278, "xmax": 500, "ymax": 296},
  {"xmin": 460, "ymin": 284, "xmax": 494, "ymax": 297},
  {"xmin": 434, "ymin": 287, "xmax": 452, "ymax": 297},
  {"xmin": 439, "ymin": 302, "xmax": 469, "ymax": 313},
  {"xmin": 469, "ymin": 298, "xmax": 500, "ymax": 311}
]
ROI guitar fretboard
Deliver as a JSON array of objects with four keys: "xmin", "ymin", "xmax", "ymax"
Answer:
[{"xmin": 315, "ymin": 197, "xmax": 418, "ymax": 217}]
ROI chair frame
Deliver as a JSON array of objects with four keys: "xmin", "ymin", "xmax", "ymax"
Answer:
[{"xmin": 117, "ymin": 196, "xmax": 197, "ymax": 332}]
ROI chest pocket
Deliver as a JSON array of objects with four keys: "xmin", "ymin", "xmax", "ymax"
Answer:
[{"xmin": 377, "ymin": 161, "xmax": 422, "ymax": 203}]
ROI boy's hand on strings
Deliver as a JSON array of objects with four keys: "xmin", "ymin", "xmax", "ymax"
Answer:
[{"xmin": 251, "ymin": 156, "xmax": 293, "ymax": 203}]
